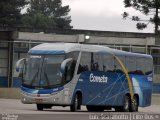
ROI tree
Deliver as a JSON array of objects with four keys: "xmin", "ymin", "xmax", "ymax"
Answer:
[
  {"xmin": 122, "ymin": 0, "xmax": 160, "ymax": 34},
  {"xmin": 22, "ymin": 0, "xmax": 72, "ymax": 29},
  {"xmin": 0, "ymin": 0, "xmax": 28, "ymax": 26}
]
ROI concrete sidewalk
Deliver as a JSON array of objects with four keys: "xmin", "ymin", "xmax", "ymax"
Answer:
[
  {"xmin": 139, "ymin": 105, "xmax": 160, "ymax": 114},
  {"xmin": 151, "ymin": 94, "xmax": 160, "ymax": 105}
]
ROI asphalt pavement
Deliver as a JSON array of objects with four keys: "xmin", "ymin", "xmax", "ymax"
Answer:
[{"xmin": 0, "ymin": 99, "xmax": 160, "ymax": 120}]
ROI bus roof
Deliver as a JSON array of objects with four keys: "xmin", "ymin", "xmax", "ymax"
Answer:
[
  {"xmin": 29, "ymin": 43, "xmax": 152, "ymax": 58},
  {"xmin": 29, "ymin": 43, "xmax": 81, "ymax": 54}
]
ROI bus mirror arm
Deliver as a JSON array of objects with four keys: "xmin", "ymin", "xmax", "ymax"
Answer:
[
  {"xmin": 63, "ymin": 66, "xmax": 68, "ymax": 81},
  {"xmin": 60, "ymin": 58, "xmax": 73, "ymax": 73},
  {"xmin": 16, "ymin": 58, "xmax": 26, "ymax": 72}
]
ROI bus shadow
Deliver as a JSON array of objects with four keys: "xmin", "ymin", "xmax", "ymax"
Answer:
[{"xmin": 41, "ymin": 109, "xmax": 115, "ymax": 113}]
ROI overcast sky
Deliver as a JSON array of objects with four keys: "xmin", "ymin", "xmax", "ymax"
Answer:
[{"xmin": 62, "ymin": 0, "xmax": 154, "ymax": 33}]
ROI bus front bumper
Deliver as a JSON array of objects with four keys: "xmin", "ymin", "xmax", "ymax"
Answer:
[{"xmin": 21, "ymin": 90, "xmax": 69, "ymax": 105}]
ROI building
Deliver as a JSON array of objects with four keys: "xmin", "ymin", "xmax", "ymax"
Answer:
[{"xmin": 0, "ymin": 28, "xmax": 160, "ymax": 94}]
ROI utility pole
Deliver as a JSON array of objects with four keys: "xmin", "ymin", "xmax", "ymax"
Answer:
[
  {"xmin": 155, "ymin": 0, "xmax": 160, "ymax": 44},
  {"xmin": 155, "ymin": 0, "xmax": 159, "ymax": 35}
]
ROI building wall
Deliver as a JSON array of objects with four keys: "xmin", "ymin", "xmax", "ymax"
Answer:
[
  {"xmin": 0, "ymin": 48, "xmax": 8, "ymax": 87},
  {"xmin": 18, "ymin": 32, "xmax": 155, "ymax": 45},
  {"xmin": 0, "ymin": 31, "xmax": 17, "ymax": 87}
]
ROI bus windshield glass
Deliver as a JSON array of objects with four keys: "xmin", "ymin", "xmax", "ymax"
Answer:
[{"xmin": 23, "ymin": 54, "xmax": 65, "ymax": 88}]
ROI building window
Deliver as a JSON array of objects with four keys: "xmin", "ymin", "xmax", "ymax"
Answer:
[
  {"xmin": 122, "ymin": 47, "xmax": 130, "ymax": 52},
  {"xmin": 153, "ymin": 57, "xmax": 160, "ymax": 65},
  {"xmin": 0, "ymin": 42, "xmax": 8, "ymax": 48},
  {"xmin": 0, "ymin": 49, "xmax": 8, "ymax": 77},
  {"xmin": 152, "ymin": 49, "xmax": 160, "ymax": 54},
  {"xmin": 132, "ymin": 47, "xmax": 146, "ymax": 54}
]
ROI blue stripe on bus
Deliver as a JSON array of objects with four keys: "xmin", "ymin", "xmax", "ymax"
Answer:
[
  {"xmin": 21, "ymin": 86, "xmax": 64, "ymax": 94},
  {"xmin": 29, "ymin": 50, "xmax": 65, "ymax": 55}
]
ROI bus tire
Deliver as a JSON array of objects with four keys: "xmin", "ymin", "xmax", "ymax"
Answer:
[
  {"xmin": 70, "ymin": 94, "xmax": 80, "ymax": 112},
  {"xmin": 37, "ymin": 104, "xmax": 43, "ymax": 111},
  {"xmin": 115, "ymin": 95, "xmax": 131, "ymax": 112},
  {"xmin": 131, "ymin": 96, "xmax": 138, "ymax": 112},
  {"xmin": 122, "ymin": 95, "xmax": 131, "ymax": 112}
]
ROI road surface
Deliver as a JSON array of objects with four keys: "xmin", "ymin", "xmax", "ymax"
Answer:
[{"xmin": 0, "ymin": 99, "xmax": 160, "ymax": 120}]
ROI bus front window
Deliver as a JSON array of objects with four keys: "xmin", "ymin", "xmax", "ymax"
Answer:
[
  {"xmin": 41, "ymin": 55, "xmax": 65, "ymax": 87},
  {"xmin": 23, "ymin": 55, "xmax": 65, "ymax": 88},
  {"xmin": 23, "ymin": 55, "xmax": 42, "ymax": 86}
]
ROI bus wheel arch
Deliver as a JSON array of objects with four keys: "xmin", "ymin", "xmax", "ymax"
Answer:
[{"xmin": 70, "ymin": 91, "xmax": 82, "ymax": 112}]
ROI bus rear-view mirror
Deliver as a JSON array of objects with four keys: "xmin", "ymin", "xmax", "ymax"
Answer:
[
  {"xmin": 16, "ymin": 58, "xmax": 26, "ymax": 72},
  {"xmin": 61, "ymin": 58, "xmax": 73, "ymax": 73}
]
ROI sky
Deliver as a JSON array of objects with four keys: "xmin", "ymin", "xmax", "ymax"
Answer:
[{"xmin": 62, "ymin": 0, "xmax": 154, "ymax": 33}]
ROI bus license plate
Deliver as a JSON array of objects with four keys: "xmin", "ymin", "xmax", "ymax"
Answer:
[{"xmin": 35, "ymin": 99, "xmax": 43, "ymax": 103}]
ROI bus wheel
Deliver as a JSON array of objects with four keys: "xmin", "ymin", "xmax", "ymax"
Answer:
[
  {"xmin": 131, "ymin": 96, "xmax": 138, "ymax": 112},
  {"xmin": 70, "ymin": 94, "xmax": 80, "ymax": 112},
  {"xmin": 37, "ymin": 104, "xmax": 44, "ymax": 111},
  {"xmin": 123, "ymin": 95, "xmax": 131, "ymax": 112}
]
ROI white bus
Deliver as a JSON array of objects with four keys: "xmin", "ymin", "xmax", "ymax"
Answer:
[{"xmin": 16, "ymin": 43, "xmax": 153, "ymax": 112}]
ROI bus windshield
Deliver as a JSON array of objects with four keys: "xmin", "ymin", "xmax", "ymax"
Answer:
[{"xmin": 23, "ymin": 54, "xmax": 65, "ymax": 88}]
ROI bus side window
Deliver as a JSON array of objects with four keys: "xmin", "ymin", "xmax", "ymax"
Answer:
[
  {"xmin": 145, "ymin": 59, "xmax": 153, "ymax": 75},
  {"xmin": 77, "ymin": 52, "xmax": 91, "ymax": 74},
  {"xmin": 145, "ymin": 58, "xmax": 153, "ymax": 75},
  {"xmin": 126, "ymin": 57, "xmax": 136, "ymax": 74},
  {"xmin": 91, "ymin": 53, "xmax": 103, "ymax": 71},
  {"xmin": 65, "ymin": 60, "xmax": 76, "ymax": 82},
  {"xmin": 65, "ymin": 51, "xmax": 79, "ymax": 82},
  {"xmin": 114, "ymin": 55, "xmax": 125, "ymax": 73},
  {"xmin": 66, "ymin": 51, "xmax": 79, "ymax": 61},
  {"xmin": 91, "ymin": 62, "xmax": 99, "ymax": 71},
  {"xmin": 136, "ymin": 57, "xmax": 145, "ymax": 75},
  {"xmin": 103, "ymin": 54, "xmax": 114, "ymax": 72}
]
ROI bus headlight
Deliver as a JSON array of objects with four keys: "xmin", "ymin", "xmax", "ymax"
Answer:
[{"xmin": 23, "ymin": 98, "xmax": 26, "ymax": 102}]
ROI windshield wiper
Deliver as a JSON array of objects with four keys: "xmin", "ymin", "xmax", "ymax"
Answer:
[
  {"xmin": 30, "ymin": 71, "xmax": 39, "ymax": 85},
  {"xmin": 44, "ymin": 72, "xmax": 50, "ymax": 86}
]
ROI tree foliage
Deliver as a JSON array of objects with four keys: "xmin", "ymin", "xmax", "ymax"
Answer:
[
  {"xmin": 122, "ymin": 0, "xmax": 160, "ymax": 34},
  {"xmin": 0, "ymin": 0, "xmax": 28, "ymax": 26},
  {"xmin": 22, "ymin": 0, "xmax": 72, "ymax": 29}
]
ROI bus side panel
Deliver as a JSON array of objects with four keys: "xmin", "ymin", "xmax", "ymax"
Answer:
[
  {"xmin": 62, "ymin": 74, "xmax": 81, "ymax": 105},
  {"xmin": 74, "ymin": 71, "xmax": 130, "ymax": 106},
  {"xmin": 131, "ymin": 74, "xmax": 153, "ymax": 107}
]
